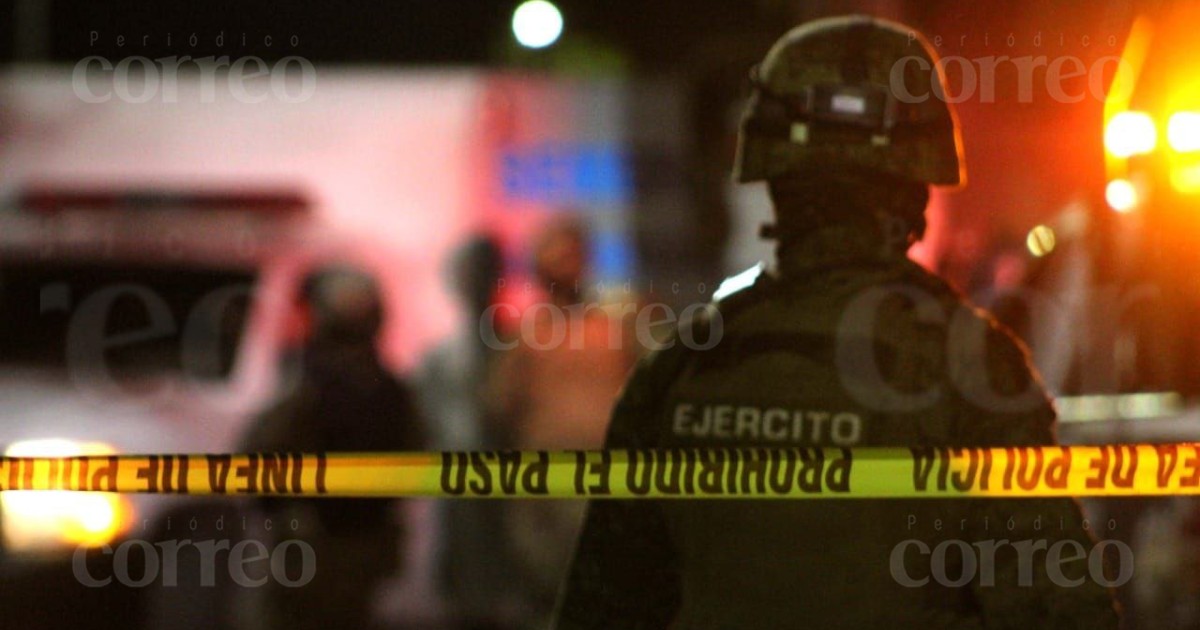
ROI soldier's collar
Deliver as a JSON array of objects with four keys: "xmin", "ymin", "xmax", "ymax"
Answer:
[{"xmin": 770, "ymin": 221, "xmax": 909, "ymax": 279}]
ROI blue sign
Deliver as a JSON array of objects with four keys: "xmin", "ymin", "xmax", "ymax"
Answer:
[{"xmin": 500, "ymin": 144, "xmax": 631, "ymax": 206}]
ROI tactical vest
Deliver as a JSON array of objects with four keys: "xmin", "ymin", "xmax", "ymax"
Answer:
[
  {"xmin": 557, "ymin": 258, "xmax": 1117, "ymax": 630},
  {"xmin": 654, "ymin": 261, "xmax": 1002, "ymax": 629}
]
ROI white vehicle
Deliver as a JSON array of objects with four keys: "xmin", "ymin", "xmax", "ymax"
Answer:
[
  {"xmin": 0, "ymin": 70, "xmax": 644, "ymax": 596},
  {"xmin": 0, "ymin": 188, "xmax": 403, "ymax": 553}
]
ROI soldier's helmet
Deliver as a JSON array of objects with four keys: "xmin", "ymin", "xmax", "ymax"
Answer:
[
  {"xmin": 304, "ymin": 268, "xmax": 384, "ymax": 345},
  {"xmin": 734, "ymin": 15, "xmax": 965, "ymax": 187}
]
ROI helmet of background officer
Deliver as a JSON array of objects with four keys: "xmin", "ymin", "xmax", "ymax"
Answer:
[
  {"xmin": 302, "ymin": 267, "xmax": 385, "ymax": 349},
  {"xmin": 452, "ymin": 235, "xmax": 504, "ymax": 318}
]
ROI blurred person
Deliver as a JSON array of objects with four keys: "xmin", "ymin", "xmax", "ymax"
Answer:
[
  {"xmin": 240, "ymin": 267, "xmax": 427, "ymax": 630},
  {"xmin": 141, "ymin": 500, "xmax": 254, "ymax": 630},
  {"xmin": 487, "ymin": 218, "xmax": 636, "ymax": 628},
  {"xmin": 418, "ymin": 235, "xmax": 524, "ymax": 629},
  {"xmin": 1133, "ymin": 497, "xmax": 1200, "ymax": 627},
  {"xmin": 555, "ymin": 16, "xmax": 1119, "ymax": 629}
]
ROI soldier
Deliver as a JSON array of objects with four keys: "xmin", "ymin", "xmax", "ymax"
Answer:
[
  {"xmin": 241, "ymin": 268, "xmax": 426, "ymax": 630},
  {"xmin": 554, "ymin": 16, "xmax": 1120, "ymax": 629}
]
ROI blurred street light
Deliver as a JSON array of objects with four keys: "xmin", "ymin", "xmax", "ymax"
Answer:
[{"xmin": 512, "ymin": 0, "xmax": 564, "ymax": 49}]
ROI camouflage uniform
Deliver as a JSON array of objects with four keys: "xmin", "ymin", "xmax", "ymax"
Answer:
[{"xmin": 554, "ymin": 16, "xmax": 1119, "ymax": 630}]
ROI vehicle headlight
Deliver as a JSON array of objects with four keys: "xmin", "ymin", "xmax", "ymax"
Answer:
[
  {"xmin": 1105, "ymin": 111, "xmax": 1157, "ymax": 158},
  {"xmin": 1167, "ymin": 112, "xmax": 1200, "ymax": 152},
  {"xmin": 1, "ymin": 439, "xmax": 134, "ymax": 553}
]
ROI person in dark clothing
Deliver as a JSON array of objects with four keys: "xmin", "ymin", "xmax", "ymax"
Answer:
[
  {"xmin": 419, "ymin": 236, "xmax": 526, "ymax": 628},
  {"xmin": 241, "ymin": 267, "xmax": 426, "ymax": 630},
  {"xmin": 554, "ymin": 16, "xmax": 1119, "ymax": 630}
]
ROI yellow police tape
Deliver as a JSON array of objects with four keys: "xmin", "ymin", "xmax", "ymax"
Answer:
[{"xmin": 1, "ymin": 445, "xmax": 1199, "ymax": 498}]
